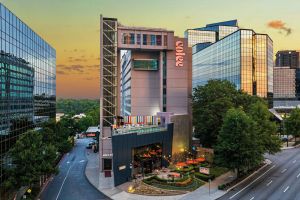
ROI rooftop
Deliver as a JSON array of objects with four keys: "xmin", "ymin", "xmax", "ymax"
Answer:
[
  {"xmin": 86, "ymin": 126, "xmax": 100, "ymax": 133},
  {"xmin": 113, "ymin": 125, "xmax": 167, "ymax": 136},
  {"xmin": 118, "ymin": 24, "xmax": 173, "ymax": 33},
  {"xmin": 206, "ymin": 19, "xmax": 238, "ymax": 27}
]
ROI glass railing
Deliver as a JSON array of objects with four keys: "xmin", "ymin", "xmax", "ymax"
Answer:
[{"xmin": 113, "ymin": 125, "xmax": 167, "ymax": 136}]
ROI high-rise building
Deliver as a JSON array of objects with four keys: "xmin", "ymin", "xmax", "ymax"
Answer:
[
  {"xmin": 275, "ymin": 50, "xmax": 300, "ymax": 69},
  {"xmin": 274, "ymin": 50, "xmax": 300, "ymax": 98},
  {"xmin": 273, "ymin": 67, "xmax": 296, "ymax": 99},
  {"xmin": 0, "ymin": 3, "xmax": 56, "ymax": 198},
  {"xmin": 184, "ymin": 20, "xmax": 239, "ymax": 47},
  {"xmin": 192, "ymin": 27, "xmax": 273, "ymax": 99},
  {"xmin": 273, "ymin": 50, "xmax": 300, "ymax": 108},
  {"xmin": 100, "ymin": 16, "xmax": 192, "ymax": 186}
]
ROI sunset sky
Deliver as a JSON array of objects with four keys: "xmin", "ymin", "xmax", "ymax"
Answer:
[{"xmin": 1, "ymin": 0, "xmax": 299, "ymax": 99}]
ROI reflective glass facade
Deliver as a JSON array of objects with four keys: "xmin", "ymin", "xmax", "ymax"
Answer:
[
  {"xmin": 0, "ymin": 3, "xmax": 56, "ymax": 196},
  {"xmin": 120, "ymin": 51, "xmax": 131, "ymax": 116},
  {"xmin": 185, "ymin": 20, "xmax": 239, "ymax": 48},
  {"xmin": 184, "ymin": 29, "xmax": 216, "ymax": 47},
  {"xmin": 193, "ymin": 29, "xmax": 273, "ymax": 98}
]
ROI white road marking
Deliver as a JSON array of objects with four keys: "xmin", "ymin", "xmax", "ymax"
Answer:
[
  {"xmin": 281, "ymin": 169, "xmax": 287, "ymax": 173},
  {"xmin": 297, "ymin": 172, "xmax": 300, "ymax": 178},
  {"xmin": 55, "ymin": 164, "xmax": 73, "ymax": 200},
  {"xmin": 283, "ymin": 186, "xmax": 289, "ymax": 193},
  {"xmin": 250, "ymin": 197, "xmax": 255, "ymax": 200},
  {"xmin": 229, "ymin": 165, "xmax": 276, "ymax": 199},
  {"xmin": 79, "ymin": 160, "xmax": 85, "ymax": 163},
  {"xmin": 266, "ymin": 180, "xmax": 273, "ymax": 186},
  {"xmin": 293, "ymin": 160, "xmax": 296, "ymax": 164}
]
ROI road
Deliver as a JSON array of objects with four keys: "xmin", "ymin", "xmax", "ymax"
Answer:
[
  {"xmin": 40, "ymin": 138, "xmax": 109, "ymax": 200},
  {"xmin": 219, "ymin": 148, "xmax": 300, "ymax": 200}
]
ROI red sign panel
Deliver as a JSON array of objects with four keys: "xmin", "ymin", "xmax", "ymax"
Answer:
[{"xmin": 86, "ymin": 133, "xmax": 96, "ymax": 137}]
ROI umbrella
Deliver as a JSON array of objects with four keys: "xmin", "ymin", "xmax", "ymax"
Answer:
[
  {"xmin": 195, "ymin": 157, "xmax": 205, "ymax": 162},
  {"xmin": 176, "ymin": 162, "xmax": 187, "ymax": 167}
]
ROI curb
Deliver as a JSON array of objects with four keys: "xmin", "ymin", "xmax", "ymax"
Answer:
[
  {"xmin": 281, "ymin": 144, "xmax": 300, "ymax": 150},
  {"xmin": 35, "ymin": 152, "xmax": 68, "ymax": 199},
  {"xmin": 225, "ymin": 159, "xmax": 271, "ymax": 192},
  {"xmin": 83, "ymin": 150, "xmax": 112, "ymax": 199}
]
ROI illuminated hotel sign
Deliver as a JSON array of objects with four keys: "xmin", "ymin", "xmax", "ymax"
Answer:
[{"xmin": 175, "ymin": 41, "xmax": 185, "ymax": 67}]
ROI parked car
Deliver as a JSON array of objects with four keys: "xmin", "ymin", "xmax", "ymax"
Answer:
[{"xmin": 86, "ymin": 141, "xmax": 95, "ymax": 149}]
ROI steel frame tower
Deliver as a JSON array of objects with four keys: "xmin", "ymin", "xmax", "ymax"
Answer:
[{"xmin": 100, "ymin": 15, "xmax": 118, "ymax": 128}]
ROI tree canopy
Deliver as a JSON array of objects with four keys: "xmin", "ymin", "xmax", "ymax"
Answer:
[
  {"xmin": 5, "ymin": 130, "xmax": 57, "ymax": 189},
  {"xmin": 192, "ymin": 79, "xmax": 266, "ymax": 147},
  {"xmin": 214, "ymin": 108, "xmax": 263, "ymax": 177},
  {"xmin": 56, "ymin": 99, "xmax": 99, "ymax": 115},
  {"xmin": 284, "ymin": 108, "xmax": 300, "ymax": 140}
]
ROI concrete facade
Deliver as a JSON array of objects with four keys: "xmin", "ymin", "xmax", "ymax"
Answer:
[
  {"xmin": 100, "ymin": 16, "xmax": 193, "ymax": 179},
  {"xmin": 273, "ymin": 67, "xmax": 296, "ymax": 99}
]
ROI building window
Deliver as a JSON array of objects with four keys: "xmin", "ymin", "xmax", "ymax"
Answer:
[
  {"xmin": 133, "ymin": 59, "xmax": 159, "ymax": 70},
  {"xmin": 164, "ymin": 35, "xmax": 168, "ymax": 46},
  {"xmin": 151, "ymin": 35, "xmax": 156, "ymax": 45},
  {"xmin": 156, "ymin": 35, "xmax": 162, "ymax": 46},
  {"xmin": 143, "ymin": 34, "xmax": 147, "ymax": 45},
  {"xmin": 122, "ymin": 33, "xmax": 135, "ymax": 44},
  {"xmin": 137, "ymin": 34, "xmax": 141, "ymax": 45},
  {"xmin": 103, "ymin": 159, "xmax": 112, "ymax": 170}
]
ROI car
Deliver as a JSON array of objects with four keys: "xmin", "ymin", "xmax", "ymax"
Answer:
[{"xmin": 86, "ymin": 141, "xmax": 95, "ymax": 149}]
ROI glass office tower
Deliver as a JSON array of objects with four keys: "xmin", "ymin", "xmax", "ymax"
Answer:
[
  {"xmin": 193, "ymin": 29, "xmax": 273, "ymax": 98},
  {"xmin": 184, "ymin": 20, "xmax": 239, "ymax": 47},
  {"xmin": 0, "ymin": 3, "xmax": 56, "ymax": 198}
]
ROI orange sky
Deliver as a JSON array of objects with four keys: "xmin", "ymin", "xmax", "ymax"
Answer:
[{"xmin": 1, "ymin": 0, "xmax": 300, "ymax": 99}]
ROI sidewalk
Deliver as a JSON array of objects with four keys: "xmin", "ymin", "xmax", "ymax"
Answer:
[{"xmin": 180, "ymin": 171, "xmax": 235, "ymax": 200}]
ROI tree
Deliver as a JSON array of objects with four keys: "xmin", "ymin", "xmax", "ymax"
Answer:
[
  {"xmin": 214, "ymin": 108, "xmax": 263, "ymax": 177},
  {"xmin": 285, "ymin": 108, "xmax": 300, "ymax": 142},
  {"xmin": 248, "ymin": 101, "xmax": 281, "ymax": 154},
  {"xmin": 192, "ymin": 80, "xmax": 238, "ymax": 147},
  {"xmin": 5, "ymin": 130, "xmax": 57, "ymax": 189},
  {"xmin": 42, "ymin": 119, "xmax": 73, "ymax": 153}
]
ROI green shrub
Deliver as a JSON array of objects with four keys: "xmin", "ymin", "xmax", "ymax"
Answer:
[
  {"xmin": 194, "ymin": 172, "xmax": 215, "ymax": 182},
  {"xmin": 175, "ymin": 165, "xmax": 194, "ymax": 173},
  {"xmin": 218, "ymin": 184, "xmax": 226, "ymax": 190},
  {"xmin": 210, "ymin": 167, "xmax": 229, "ymax": 178}
]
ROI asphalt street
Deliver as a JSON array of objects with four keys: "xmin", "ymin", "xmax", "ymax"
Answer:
[
  {"xmin": 40, "ymin": 138, "xmax": 109, "ymax": 200},
  {"xmin": 219, "ymin": 148, "xmax": 300, "ymax": 200}
]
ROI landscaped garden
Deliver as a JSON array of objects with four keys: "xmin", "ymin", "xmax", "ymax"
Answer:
[{"xmin": 141, "ymin": 156, "xmax": 229, "ymax": 192}]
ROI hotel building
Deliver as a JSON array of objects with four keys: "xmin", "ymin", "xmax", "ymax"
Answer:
[
  {"xmin": 191, "ymin": 21, "xmax": 273, "ymax": 99},
  {"xmin": 100, "ymin": 16, "xmax": 192, "ymax": 186},
  {"xmin": 0, "ymin": 3, "xmax": 56, "ymax": 198},
  {"xmin": 273, "ymin": 50, "xmax": 300, "ymax": 108}
]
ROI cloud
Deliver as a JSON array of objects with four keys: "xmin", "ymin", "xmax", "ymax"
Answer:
[
  {"xmin": 68, "ymin": 56, "xmax": 87, "ymax": 63},
  {"xmin": 56, "ymin": 63, "xmax": 99, "ymax": 75},
  {"xmin": 85, "ymin": 77, "xmax": 97, "ymax": 81},
  {"xmin": 267, "ymin": 20, "xmax": 292, "ymax": 36},
  {"xmin": 57, "ymin": 70, "xmax": 66, "ymax": 75}
]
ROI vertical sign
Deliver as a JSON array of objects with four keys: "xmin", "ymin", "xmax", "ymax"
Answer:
[{"xmin": 175, "ymin": 41, "xmax": 185, "ymax": 67}]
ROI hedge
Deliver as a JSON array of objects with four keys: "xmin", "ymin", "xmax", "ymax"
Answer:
[{"xmin": 194, "ymin": 172, "xmax": 215, "ymax": 182}]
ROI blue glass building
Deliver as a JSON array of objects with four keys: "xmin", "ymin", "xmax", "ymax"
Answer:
[
  {"xmin": 0, "ymin": 3, "xmax": 56, "ymax": 197},
  {"xmin": 185, "ymin": 20, "xmax": 239, "ymax": 47},
  {"xmin": 192, "ymin": 23, "xmax": 273, "ymax": 99}
]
